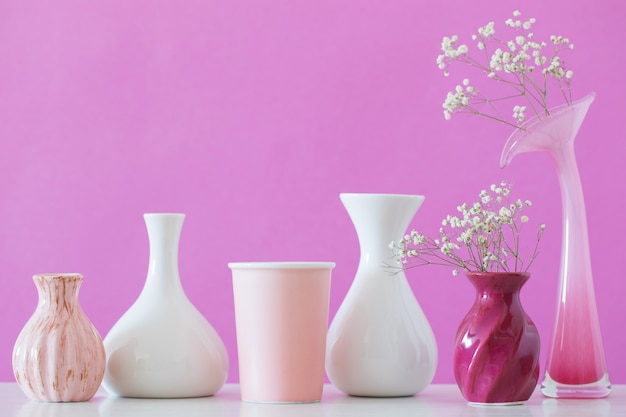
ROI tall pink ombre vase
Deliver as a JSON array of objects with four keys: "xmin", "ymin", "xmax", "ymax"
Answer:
[
  {"xmin": 501, "ymin": 92, "xmax": 611, "ymax": 398},
  {"xmin": 229, "ymin": 262, "xmax": 334, "ymax": 403},
  {"xmin": 12, "ymin": 273, "xmax": 106, "ymax": 402}
]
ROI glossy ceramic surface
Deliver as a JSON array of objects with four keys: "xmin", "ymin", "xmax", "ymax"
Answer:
[
  {"xmin": 326, "ymin": 193, "xmax": 437, "ymax": 397},
  {"xmin": 454, "ymin": 272, "xmax": 540, "ymax": 404},
  {"xmin": 12, "ymin": 274, "xmax": 106, "ymax": 402},
  {"xmin": 102, "ymin": 213, "xmax": 229, "ymax": 398}
]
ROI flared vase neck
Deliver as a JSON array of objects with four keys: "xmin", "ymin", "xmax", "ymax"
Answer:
[
  {"xmin": 340, "ymin": 193, "xmax": 424, "ymax": 267},
  {"xmin": 34, "ymin": 274, "xmax": 82, "ymax": 316},
  {"xmin": 500, "ymin": 93, "xmax": 595, "ymax": 168},
  {"xmin": 466, "ymin": 272, "xmax": 529, "ymax": 305}
]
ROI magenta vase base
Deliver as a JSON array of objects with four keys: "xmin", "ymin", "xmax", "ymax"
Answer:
[
  {"xmin": 541, "ymin": 372, "xmax": 611, "ymax": 399},
  {"xmin": 468, "ymin": 400, "xmax": 526, "ymax": 407}
]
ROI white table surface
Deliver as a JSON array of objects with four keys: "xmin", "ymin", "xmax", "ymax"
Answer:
[{"xmin": 1, "ymin": 383, "xmax": 624, "ymax": 417}]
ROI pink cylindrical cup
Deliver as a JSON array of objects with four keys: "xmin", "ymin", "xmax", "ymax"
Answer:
[{"xmin": 229, "ymin": 262, "xmax": 334, "ymax": 403}]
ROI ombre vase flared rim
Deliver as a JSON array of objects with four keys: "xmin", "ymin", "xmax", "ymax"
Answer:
[
  {"xmin": 500, "ymin": 92, "xmax": 596, "ymax": 168},
  {"xmin": 228, "ymin": 262, "xmax": 335, "ymax": 270}
]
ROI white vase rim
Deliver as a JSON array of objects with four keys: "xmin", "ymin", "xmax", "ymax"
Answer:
[
  {"xmin": 228, "ymin": 262, "xmax": 335, "ymax": 270},
  {"xmin": 339, "ymin": 193, "xmax": 425, "ymax": 200},
  {"xmin": 143, "ymin": 213, "xmax": 186, "ymax": 217},
  {"xmin": 340, "ymin": 192, "xmax": 424, "ymax": 197}
]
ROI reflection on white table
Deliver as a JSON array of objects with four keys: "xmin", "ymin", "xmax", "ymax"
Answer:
[{"xmin": 1, "ymin": 383, "xmax": 623, "ymax": 417}]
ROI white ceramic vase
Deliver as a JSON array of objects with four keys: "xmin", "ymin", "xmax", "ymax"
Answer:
[
  {"xmin": 326, "ymin": 193, "xmax": 438, "ymax": 397},
  {"xmin": 102, "ymin": 213, "xmax": 229, "ymax": 398}
]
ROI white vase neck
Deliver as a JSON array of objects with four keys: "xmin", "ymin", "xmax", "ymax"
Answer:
[
  {"xmin": 142, "ymin": 213, "xmax": 186, "ymax": 296},
  {"xmin": 341, "ymin": 194, "xmax": 424, "ymax": 268}
]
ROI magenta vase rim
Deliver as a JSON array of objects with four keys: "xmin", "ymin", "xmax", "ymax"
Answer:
[{"xmin": 465, "ymin": 271, "xmax": 530, "ymax": 278}]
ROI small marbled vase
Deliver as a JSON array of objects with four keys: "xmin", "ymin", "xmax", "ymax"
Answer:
[{"xmin": 12, "ymin": 273, "xmax": 106, "ymax": 402}]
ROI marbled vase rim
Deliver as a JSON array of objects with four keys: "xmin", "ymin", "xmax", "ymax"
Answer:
[{"xmin": 32, "ymin": 273, "xmax": 83, "ymax": 280}]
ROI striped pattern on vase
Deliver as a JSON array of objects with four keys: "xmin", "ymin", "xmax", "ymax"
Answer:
[{"xmin": 12, "ymin": 273, "xmax": 106, "ymax": 402}]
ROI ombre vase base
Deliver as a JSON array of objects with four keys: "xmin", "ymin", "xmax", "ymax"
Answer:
[{"xmin": 541, "ymin": 372, "xmax": 611, "ymax": 399}]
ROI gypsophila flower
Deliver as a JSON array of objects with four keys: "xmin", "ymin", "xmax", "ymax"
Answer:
[
  {"xmin": 390, "ymin": 182, "xmax": 545, "ymax": 275},
  {"xmin": 437, "ymin": 10, "xmax": 575, "ymax": 128},
  {"xmin": 513, "ymin": 105, "xmax": 527, "ymax": 122}
]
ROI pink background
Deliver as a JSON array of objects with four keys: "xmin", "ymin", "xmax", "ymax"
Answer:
[{"xmin": 0, "ymin": 0, "xmax": 624, "ymax": 385}]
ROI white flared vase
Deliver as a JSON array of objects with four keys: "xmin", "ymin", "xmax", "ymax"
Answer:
[
  {"xmin": 102, "ymin": 213, "xmax": 229, "ymax": 398},
  {"xmin": 326, "ymin": 193, "xmax": 438, "ymax": 397}
]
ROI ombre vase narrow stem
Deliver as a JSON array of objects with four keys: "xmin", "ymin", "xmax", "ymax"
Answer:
[{"xmin": 500, "ymin": 93, "xmax": 611, "ymax": 398}]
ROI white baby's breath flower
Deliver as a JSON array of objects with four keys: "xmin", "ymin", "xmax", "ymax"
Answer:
[
  {"xmin": 508, "ymin": 41, "xmax": 516, "ymax": 52},
  {"xmin": 513, "ymin": 105, "xmax": 526, "ymax": 124},
  {"xmin": 478, "ymin": 21, "xmax": 495, "ymax": 38},
  {"xmin": 390, "ymin": 182, "xmax": 545, "ymax": 275},
  {"xmin": 438, "ymin": 10, "xmax": 575, "ymax": 125}
]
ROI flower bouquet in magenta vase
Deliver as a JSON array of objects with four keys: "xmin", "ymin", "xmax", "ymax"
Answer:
[
  {"xmin": 391, "ymin": 182, "xmax": 544, "ymax": 404},
  {"xmin": 436, "ymin": 10, "xmax": 610, "ymax": 399}
]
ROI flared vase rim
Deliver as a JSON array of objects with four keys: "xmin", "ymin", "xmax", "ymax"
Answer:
[
  {"xmin": 465, "ymin": 271, "xmax": 531, "ymax": 291},
  {"xmin": 340, "ymin": 192, "xmax": 425, "ymax": 200},
  {"xmin": 144, "ymin": 213, "xmax": 186, "ymax": 218},
  {"xmin": 513, "ymin": 92, "xmax": 595, "ymax": 136},
  {"xmin": 465, "ymin": 271, "xmax": 530, "ymax": 278},
  {"xmin": 500, "ymin": 92, "xmax": 596, "ymax": 168}
]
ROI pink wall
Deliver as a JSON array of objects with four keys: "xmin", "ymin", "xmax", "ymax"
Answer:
[{"xmin": 1, "ymin": 0, "xmax": 624, "ymax": 385}]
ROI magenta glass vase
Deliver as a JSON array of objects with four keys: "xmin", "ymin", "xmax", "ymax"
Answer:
[
  {"xmin": 501, "ymin": 92, "xmax": 611, "ymax": 398},
  {"xmin": 454, "ymin": 272, "xmax": 540, "ymax": 404}
]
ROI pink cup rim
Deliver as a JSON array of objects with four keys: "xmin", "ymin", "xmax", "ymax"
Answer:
[{"xmin": 228, "ymin": 262, "xmax": 335, "ymax": 270}]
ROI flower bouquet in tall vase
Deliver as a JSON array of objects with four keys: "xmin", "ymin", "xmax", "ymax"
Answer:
[{"xmin": 436, "ymin": 10, "xmax": 610, "ymax": 398}]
